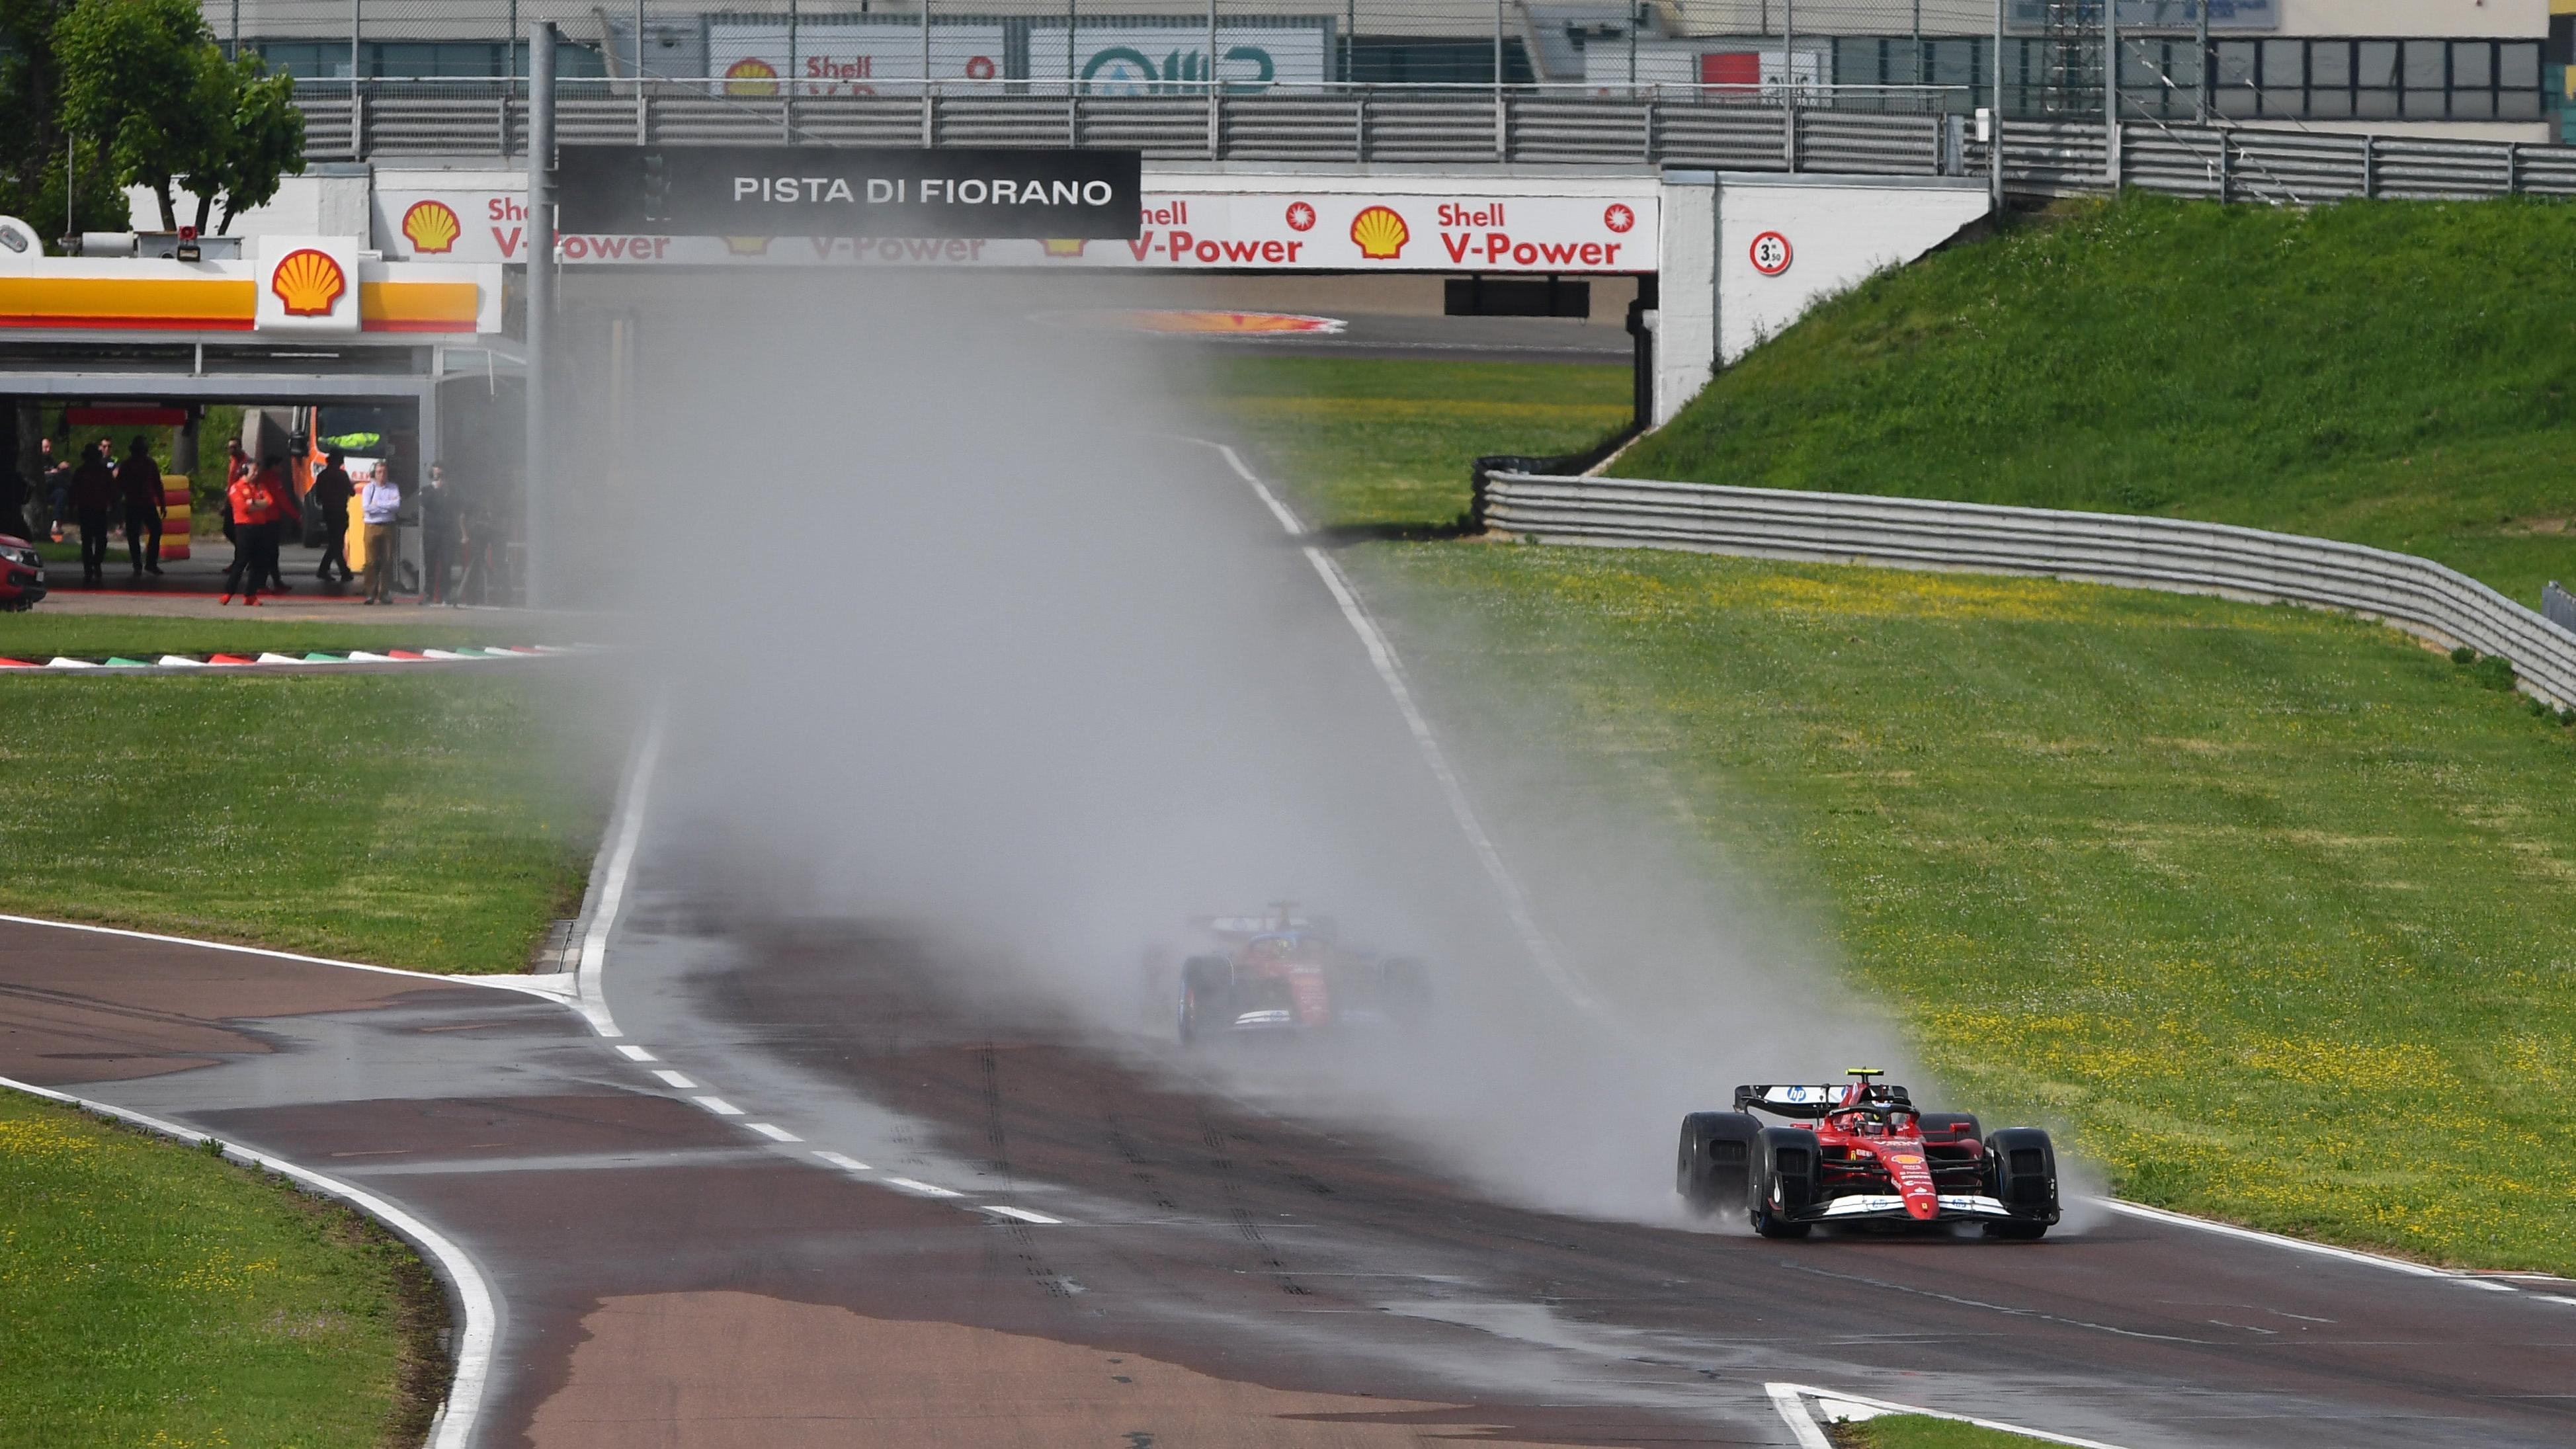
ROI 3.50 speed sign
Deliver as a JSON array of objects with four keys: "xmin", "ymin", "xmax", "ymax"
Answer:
[{"xmin": 1749, "ymin": 229, "xmax": 1793, "ymax": 276}]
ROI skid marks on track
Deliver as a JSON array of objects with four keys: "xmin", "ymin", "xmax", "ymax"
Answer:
[
  {"xmin": 1104, "ymin": 1112, "xmax": 1183, "ymax": 1214},
  {"xmin": 975, "ymin": 1041, "xmax": 1082, "ymax": 1299},
  {"xmin": 1200, "ymin": 1110, "xmax": 1313, "ymax": 1297}
]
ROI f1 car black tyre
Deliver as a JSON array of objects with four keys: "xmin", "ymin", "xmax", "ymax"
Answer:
[
  {"xmin": 1983, "ymin": 1127, "xmax": 2059, "ymax": 1239},
  {"xmin": 1177, "ymin": 956, "xmax": 1232, "ymax": 1046},
  {"xmin": 1917, "ymin": 1112, "xmax": 1981, "ymax": 1143},
  {"xmin": 1749, "ymin": 1126, "xmax": 1819, "ymax": 1239},
  {"xmin": 1675, "ymin": 1112, "xmax": 1760, "ymax": 1215}
]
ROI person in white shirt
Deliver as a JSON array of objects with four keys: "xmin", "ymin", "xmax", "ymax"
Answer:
[{"xmin": 359, "ymin": 468, "xmax": 403, "ymax": 604}]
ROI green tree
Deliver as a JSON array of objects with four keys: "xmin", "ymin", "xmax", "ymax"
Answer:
[
  {"xmin": 54, "ymin": 0, "xmax": 302, "ymax": 234},
  {"xmin": 0, "ymin": 0, "xmax": 131, "ymax": 245}
]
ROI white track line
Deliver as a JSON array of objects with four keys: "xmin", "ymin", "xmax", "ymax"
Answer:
[
  {"xmin": 978, "ymin": 1204, "xmax": 1064, "ymax": 1225},
  {"xmin": 573, "ymin": 699, "xmax": 669, "ymax": 1040},
  {"xmin": 1769, "ymin": 1382, "xmax": 2134, "ymax": 1449},
  {"xmin": 813, "ymin": 1150, "xmax": 874, "ymax": 1171},
  {"xmin": 0, "ymin": 1075, "xmax": 495, "ymax": 1449},
  {"xmin": 1188, "ymin": 438, "xmax": 1599, "ymax": 1015},
  {"xmin": 614, "ymin": 1044, "xmax": 657, "ymax": 1061},
  {"xmin": 691, "ymin": 1096, "xmax": 743, "ymax": 1116},
  {"xmin": 2100, "ymin": 1199, "xmax": 2462, "ymax": 1280},
  {"xmin": 745, "ymin": 1122, "xmax": 801, "ymax": 1142},
  {"xmin": 0, "ymin": 913, "xmax": 575, "ymax": 1005},
  {"xmin": 650, "ymin": 1069, "xmax": 696, "ymax": 1090},
  {"xmin": 884, "ymin": 1176, "xmax": 964, "ymax": 1198}
]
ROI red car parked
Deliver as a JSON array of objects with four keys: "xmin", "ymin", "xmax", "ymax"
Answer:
[
  {"xmin": 0, "ymin": 534, "xmax": 44, "ymax": 610},
  {"xmin": 1677, "ymin": 1069, "xmax": 2059, "ymax": 1239}
]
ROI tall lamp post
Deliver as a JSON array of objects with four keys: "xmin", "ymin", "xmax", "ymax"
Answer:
[{"xmin": 524, "ymin": 21, "xmax": 556, "ymax": 610}]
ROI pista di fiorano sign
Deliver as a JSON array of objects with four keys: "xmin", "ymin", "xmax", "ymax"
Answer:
[{"xmin": 556, "ymin": 145, "xmax": 1142, "ymax": 239}]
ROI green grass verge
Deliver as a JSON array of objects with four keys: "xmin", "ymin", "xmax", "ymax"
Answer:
[
  {"xmin": 1829, "ymin": 1414, "xmax": 2057, "ymax": 1449},
  {"xmin": 1194, "ymin": 356, "xmax": 1632, "ymax": 530},
  {"xmin": 1369, "ymin": 543, "xmax": 2576, "ymax": 1273},
  {"xmin": 0, "ymin": 1089, "xmax": 444, "ymax": 1449},
  {"xmin": 0, "ymin": 615, "xmax": 542, "ymax": 661},
  {"xmin": 1611, "ymin": 194, "xmax": 2576, "ymax": 608},
  {"xmin": 0, "ymin": 671, "xmax": 606, "ymax": 973},
  {"xmin": 1209, "ymin": 358, "xmax": 2576, "ymax": 1274}
]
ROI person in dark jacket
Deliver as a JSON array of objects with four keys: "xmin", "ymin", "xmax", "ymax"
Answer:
[
  {"xmin": 419, "ymin": 462, "xmax": 456, "ymax": 605},
  {"xmin": 116, "ymin": 436, "xmax": 163, "ymax": 577},
  {"xmin": 71, "ymin": 441, "xmax": 119, "ymax": 585},
  {"xmin": 0, "ymin": 461, "xmax": 27, "ymax": 543},
  {"xmin": 308, "ymin": 449, "xmax": 354, "ymax": 583}
]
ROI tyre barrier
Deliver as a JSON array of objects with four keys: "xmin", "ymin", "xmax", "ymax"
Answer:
[{"xmin": 1477, "ymin": 472, "xmax": 2576, "ymax": 709}]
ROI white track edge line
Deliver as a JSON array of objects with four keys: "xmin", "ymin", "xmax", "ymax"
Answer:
[
  {"xmin": 2100, "ymin": 1198, "xmax": 2460, "ymax": 1279},
  {"xmin": 1764, "ymin": 1382, "xmax": 1835, "ymax": 1449},
  {"xmin": 979, "ymin": 1204, "xmax": 1064, "ymax": 1225},
  {"xmin": 0, "ymin": 913, "xmax": 576, "ymax": 1004},
  {"xmin": 1768, "ymin": 1382, "xmax": 2134, "ymax": 1449},
  {"xmin": 1186, "ymin": 436, "xmax": 1600, "ymax": 1015},
  {"xmin": 0, "ymin": 1075, "xmax": 495, "ymax": 1449},
  {"xmin": 571, "ymin": 696, "xmax": 669, "ymax": 1040}
]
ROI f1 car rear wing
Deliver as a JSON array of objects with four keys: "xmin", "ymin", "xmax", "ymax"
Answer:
[{"xmin": 1733, "ymin": 1083, "xmax": 1915, "ymax": 1118}]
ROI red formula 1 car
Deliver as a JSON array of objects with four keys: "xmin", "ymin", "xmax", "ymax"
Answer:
[
  {"xmin": 0, "ymin": 534, "xmax": 45, "ymax": 610},
  {"xmin": 1676, "ymin": 1069, "xmax": 2059, "ymax": 1239},
  {"xmin": 1153, "ymin": 905, "xmax": 1432, "ymax": 1045}
]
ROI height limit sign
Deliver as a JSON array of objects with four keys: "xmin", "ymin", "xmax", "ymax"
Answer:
[{"xmin": 1749, "ymin": 230, "xmax": 1793, "ymax": 276}]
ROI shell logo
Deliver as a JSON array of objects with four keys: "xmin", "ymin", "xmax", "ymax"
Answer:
[
  {"xmin": 725, "ymin": 56, "xmax": 780, "ymax": 96},
  {"xmin": 1040, "ymin": 237, "xmax": 1089, "ymax": 258},
  {"xmin": 400, "ymin": 199, "xmax": 462, "ymax": 254},
  {"xmin": 1349, "ymin": 205, "xmax": 1409, "ymax": 261},
  {"xmin": 270, "ymin": 248, "xmax": 347, "ymax": 317},
  {"xmin": 722, "ymin": 235, "xmax": 774, "ymax": 256}
]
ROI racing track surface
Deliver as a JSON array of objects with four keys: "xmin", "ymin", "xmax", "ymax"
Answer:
[{"xmin": 7, "ymin": 441, "xmax": 2575, "ymax": 1447}]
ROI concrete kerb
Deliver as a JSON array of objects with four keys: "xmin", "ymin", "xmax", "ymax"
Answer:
[
  {"xmin": 0, "ymin": 1072, "xmax": 501, "ymax": 1449},
  {"xmin": 1766, "ymin": 1381, "xmax": 2136, "ymax": 1449}
]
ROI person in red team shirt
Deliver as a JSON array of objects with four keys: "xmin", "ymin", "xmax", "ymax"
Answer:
[{"xmin": 222, "ymin": 455, "xmax": 294, "ymax": 605}]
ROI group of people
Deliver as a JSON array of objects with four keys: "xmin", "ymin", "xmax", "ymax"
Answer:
[
  {"xmin": 218, "ymin": 440, "xmax": 494, "ymax": 606},
  {"xmin": 57, "ymin": 437, "xmax": 171, "ymax": 586}
]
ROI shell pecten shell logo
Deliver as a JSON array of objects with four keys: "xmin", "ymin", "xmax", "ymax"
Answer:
[
  {"xmin": 1349, "ymin": 205, "xmax": 1409, "ymax": 261},
  {"xmin": 270, "ymin": 247, "xmax": 348, "ymax": 317},
  {"xmin": 399, "ymin": 199, "xmax": 462, "ymax": 254},
  {"xmin": 725, "ymin": 57, "xmax": 780, "ymax": 96}
]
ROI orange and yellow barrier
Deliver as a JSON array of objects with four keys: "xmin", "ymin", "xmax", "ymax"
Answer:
[{"xmin": 159, "ymin": 477, "xmax": 190, "ymax": 561}]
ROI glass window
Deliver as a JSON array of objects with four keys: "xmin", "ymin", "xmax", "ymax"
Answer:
[
  {"xmin": 2215, "ymin": 38, "xmax": 2257, "ymax": 106},
  {"xmin": 2355, "ymin": 87, "xmax": 2399, "ymax": 119},
  {"xmin": 2499, "ymin": 89, "xmax": 2540, "ymax": 120},
  {"xmin": 2499, "ymin": 42, "xmax": 2540, "ymax": 90},
  {"xmin": 2403, "ymin": 39, "xmax": 2446, "ymax": 89},
  {"xmin": 2260, "ymin": 39, "xmax": 2302, "ymax": 87},
  {"xmin": 2451, "ymin": 42, "xmax": 2491, "ymax": 90},
  {"xmin": 2310, "ymin": 87, "xmax": 2352, "ymax": 120},
  {"xmin": 2452, "ymin": 89, "xmax": 2495, "ymax": 120},
  {"xmin": 2309, "ymin": 41, "xmax": 2350, "ymax": 90},
  {"xmin": 2355, "ymin": 41, "xmax": 2398, "ymax": 90}
]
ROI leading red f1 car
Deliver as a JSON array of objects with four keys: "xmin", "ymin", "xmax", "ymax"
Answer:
[{"xmin": 1676, "ymin": 1069, "xmax": 2059, "ymax": 1239}]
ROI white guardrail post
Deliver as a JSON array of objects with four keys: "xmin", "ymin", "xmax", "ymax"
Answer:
[{"xmin": 1483, "ymin": 474, "xmax": 2576, "ymax": 709}]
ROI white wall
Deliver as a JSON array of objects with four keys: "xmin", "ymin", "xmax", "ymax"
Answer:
[
  {"xmin": 126, "ymin": 165, "xmax": 371, "ymax": 239},
  {"xmin": 1714, "ymin": 173, "xmax": 1988, "ymax": 368},
  {"xmin": 1651, "ymin": 171, "xmax": 1715, "ymax": 427},
  {"xmin": 2277, "ymin": 0, "xmax": 2547, "ymax": 39}
]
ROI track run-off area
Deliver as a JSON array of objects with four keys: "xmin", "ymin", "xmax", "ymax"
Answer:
[{"xmin": 3, "ymin": 441, "xmax": 2572, "ymax": 1449}]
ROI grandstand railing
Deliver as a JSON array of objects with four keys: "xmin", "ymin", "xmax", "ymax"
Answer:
[
  {"xmin": 297, "ymin": 79, "xmax": 2576, "ymax": 203},
  {"xmin": 1477, "ymin": 472, "xmax": 2576, "ymax": 710}
]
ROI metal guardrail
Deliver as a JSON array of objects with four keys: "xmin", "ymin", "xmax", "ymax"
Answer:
[
  {"xmin": 1974, "ymin": 118, "xmax": 2576, "ymax": 202},
  {"xmin": 298, "ymin": 83, "xmax": 1968, "ymax": 170},
  {"xmin": 300, "ymin": 83, "xmax": 2576, "ymax": 206},
  {"xmin": 1477, "ymin": 473, "xmax": 2576, "ymax": 708},
  {"xmin": 2548, "ymin": 582, "xmax": 2576, "ymax": 637}
]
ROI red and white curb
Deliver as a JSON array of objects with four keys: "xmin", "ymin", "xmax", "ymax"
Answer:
[{"xmin": 0, "ymin": 643, "xmax": 582, "ymax": 672}]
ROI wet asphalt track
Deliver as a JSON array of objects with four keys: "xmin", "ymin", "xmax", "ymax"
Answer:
[{"xmin": 7, "ymin": 442, "xmax": 2575, "ymax": 1447}]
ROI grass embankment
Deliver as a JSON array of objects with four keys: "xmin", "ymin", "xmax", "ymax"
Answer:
[
  {"xmin": 1829, "ymin": 1416, "xmax": 2055, "ymax": 1449},
  {"xmin": 1210, "ymin": 352, "xmax": 2576, "ymax": 1275},
  {"xmin": 0, "ymin": 661, "xmax": 604, "ymax": 974},
  {"xmin": 0, "ymin": 1091, "xmax": 444, "ymax": 1448},
  {"xmin": 1612, "ymin": 194, "xmax": 2576, "ymax": 608}
]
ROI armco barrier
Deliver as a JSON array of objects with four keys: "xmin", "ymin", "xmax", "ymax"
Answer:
[
  {"xmin": 2548, "ymin": 582, "xmax": 2576, "ymax": 637},
  {"xmin": 1479, "ymin": 473, "xmax": 2576, "ymax": 709}
]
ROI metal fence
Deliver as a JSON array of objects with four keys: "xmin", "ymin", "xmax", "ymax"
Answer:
[
  {"xmin": 1477, "ymin": 471, "xmax": 2576, "ymax": 709},
  {"xmin": 1976, "ymin": 116, "xmax": 2576, "ymax": 202},
  {"xmin": 2548, "ymin": 581, "xmax": 2576, "ymax": 638}
]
